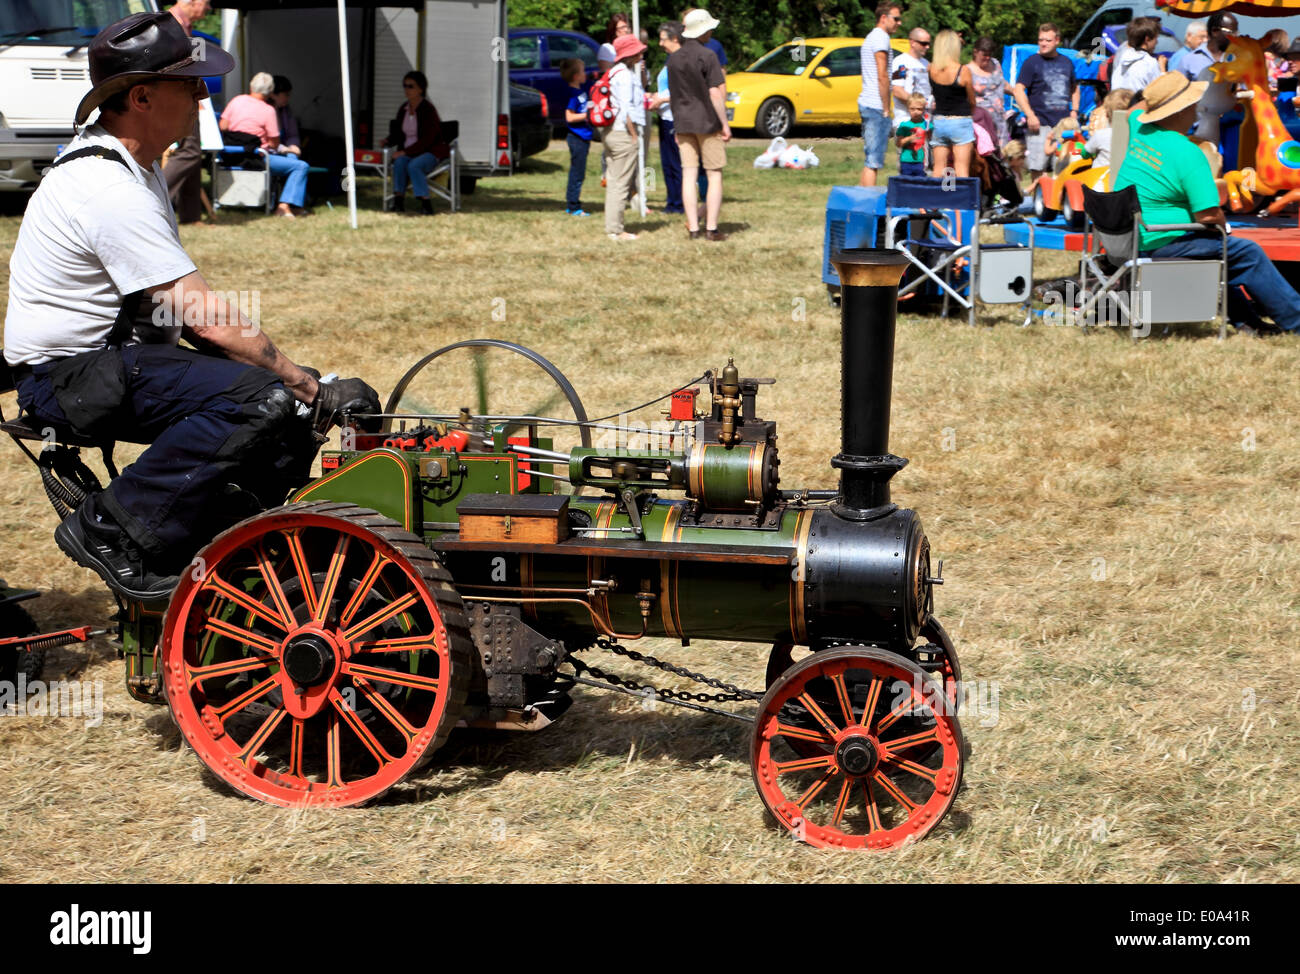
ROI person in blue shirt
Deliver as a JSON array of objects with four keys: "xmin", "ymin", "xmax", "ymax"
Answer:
[
  {"xmin": 1167, "ymin": 19, "xmax": 1207, "ymax": 78},
  {"xmin": 650, "ymin": 22, "xmax": 686, "ymax": 214},
  {"xmin": 561, "ymin": 59, "xmax": 593, "ymax": 216}
]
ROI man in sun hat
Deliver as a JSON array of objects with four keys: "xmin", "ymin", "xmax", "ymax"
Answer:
[
  {"xmin": 668, "ymin": 7, "xmax": 731, "ymax": 240},
  {"xmin": 1114, "ymin": 71, "xmax": 1300, "ymax": 335},
  {"xmin": 3, "ymin": 11, "xmax": 381, "ymax": 600}
]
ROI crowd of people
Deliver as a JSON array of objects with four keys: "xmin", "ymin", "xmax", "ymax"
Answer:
[
  {"xmin": 852, "ymin": 2, "xmax": 1300, "ymax": 336},
  {"xmin": 558, "ymin": 7, "xmax": 731, "ymax": 242}
]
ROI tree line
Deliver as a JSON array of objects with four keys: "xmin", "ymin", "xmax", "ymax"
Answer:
[{"xmin": 511, "ymin": 0, "xmax": 1105, "ymax": 67}]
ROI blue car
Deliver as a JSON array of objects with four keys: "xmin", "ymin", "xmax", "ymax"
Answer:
[{"xmin": 507, "ymin": 28, "xmax": 602, "ymax": 132}]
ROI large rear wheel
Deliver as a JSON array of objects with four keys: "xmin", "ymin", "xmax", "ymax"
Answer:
[{"xmin": 162, "ymin": 501, "xmax": 471, "ymax": 807}]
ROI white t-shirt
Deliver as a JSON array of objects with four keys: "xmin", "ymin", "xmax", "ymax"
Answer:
[
  {"xmin": 890, "ymin": 52, "xmax": 931, "ymax": 124},
  {"xmin": 1084, "ymin": 127, "xmax": 1113, "ymax": 167},
  {"xmin": 402, "ymin": 109, "xmax": 419, "ymax": 148},
  {"xmin": 609, "ymin": 62, "xmax": 646, "ymax": 128},
  {"xmin": 4, "ymin": 126, "xmax": 196, "ymax": 366},
  {"xmin": 1111, "ymin": 48, "xmax": 1160, "ymax": 93},
  {"xmin": 858, "ymin": 28, "xmax": 893, "ymax": 112}
]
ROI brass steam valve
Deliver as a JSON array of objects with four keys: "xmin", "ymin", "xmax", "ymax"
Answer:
[{"xmin": 716, "ymin": 358, "xmax": 742, "ymax": 445}]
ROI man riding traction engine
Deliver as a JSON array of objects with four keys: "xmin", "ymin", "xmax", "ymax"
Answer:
[{"xmin": 1, "ymin": 12, "xmax": 381, "ymax": 601}]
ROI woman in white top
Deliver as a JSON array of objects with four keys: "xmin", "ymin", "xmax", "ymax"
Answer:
[{"xmin": 603, "ymin": 34, "xmax": 646, "ymax": 240}]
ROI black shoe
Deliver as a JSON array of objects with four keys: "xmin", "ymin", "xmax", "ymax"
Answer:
[
  {"xmin": 55, "ymin": 507, "xmax": 179, "ymax": 602},
  {"xmin": 418, "ymin": 196, "xmax": 433, "ymax": 215},
  {"xmin": 391, "ymin": 196, "xmax": 405, "ymax": 213},
  {"xmin": 1235, "ymin": 320, "xmax": 1283, "ymax": 337}
]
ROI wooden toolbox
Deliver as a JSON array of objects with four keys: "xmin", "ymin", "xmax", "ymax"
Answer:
[{"xmin": 456, "ymin": 494, "xmax": 570, "ymax": 544}]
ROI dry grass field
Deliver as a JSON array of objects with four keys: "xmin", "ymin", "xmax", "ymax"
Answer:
[{"xmin": 1, "ymin": 133, "xmax": 1297, "ymax": 883}]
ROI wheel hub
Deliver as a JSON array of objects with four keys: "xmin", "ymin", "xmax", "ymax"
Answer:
[
  {"xmin": 283, "ymin": 634, "xmax": 336, "ymax": 686},
  {"xmin": 835, "ymin": 734, "xmax": 879, "ymax": 777}
]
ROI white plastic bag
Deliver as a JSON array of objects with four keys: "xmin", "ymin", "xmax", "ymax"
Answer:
[
  {"xmin": 778, "ymin": 143, "xmax": 807, "ymax": 169},
  {"xmin": 753, "ymin": 135, "xmax": 786, "ymax": 169}
]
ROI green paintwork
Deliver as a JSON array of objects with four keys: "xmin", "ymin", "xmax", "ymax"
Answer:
[
  {"xmin": 291, "ymin": 448, "xmax": 419, "ymax": 531},
  {"xmin": 439, "ymin": 493, "xmax": 805, "ymax": 645},
  {"xmin": 122, "ymin": 601, "xmax": 164, "ymax": 703},
  {"xmin": 120, "ymin": 439, "xmax": 807, "ymax": 698}
]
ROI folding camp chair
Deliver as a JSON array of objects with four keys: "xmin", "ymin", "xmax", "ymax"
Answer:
[
  {"xmin": 362, "ymin": 120, "xmax": 462, "ymax": 213},
  {"xmin": 1078, "ymin": 184, "xmax": 1227, "ymax": 340},
  {"xmin": 885, "ymin": 175, "xmax": 1035, "ymax": 327}
]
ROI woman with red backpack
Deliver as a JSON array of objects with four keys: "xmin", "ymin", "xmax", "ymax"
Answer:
[{"xmin": 601, "ymin": 34, "xmax": 647, "ymax": 241}]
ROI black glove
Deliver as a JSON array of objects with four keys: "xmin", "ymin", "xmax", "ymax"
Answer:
[{"xmin": 313, "ymin": 376, "xmax": 382, "ymax": 431}]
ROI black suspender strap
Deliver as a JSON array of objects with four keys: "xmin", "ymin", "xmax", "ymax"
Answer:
[
  {"xmin": 49, "ymin": 146, "xmax": 142, "ymax": 348},
  {"xmin": 48, "ymin": 146, "xmax": 132, "ymax": 171}
]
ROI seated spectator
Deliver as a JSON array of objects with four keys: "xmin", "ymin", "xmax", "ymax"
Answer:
[
  {"xmin": 1111, "ymin": 20, "xmax": 1162, "ymax": 94},
  {"xmin": 382, "ymin": 71, "xmax": 450, "ymax": 216},
  {"xmin": 1003, "ymin": 139, "xmax": 1026, "ymax": 182},
  {"xmin": 220, "ymin": 71, "xmax": 311, "ymax": 218},
  {"xmin": 1083, "ymin": 89, "xmax": 1135, "ymax": 169},
  {"xmin": 272, "ymin": 75, "xmax": 302, "ymax": 156},
  {"xmin": 1113, "ymin": 73, "xmax": 1300, "ymax": 335}
]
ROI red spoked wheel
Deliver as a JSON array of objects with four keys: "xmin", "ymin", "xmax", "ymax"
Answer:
[
  {"xmin": 752, "ymin": 647, "xmax": 963, "ymax": 850},
  {"xmin": 162, "ymin": 501, "xmax": 471, "ymax": 807},
  {"xmin": 765, "ymin": 628, "xmax": 961, "ymax": 762}
]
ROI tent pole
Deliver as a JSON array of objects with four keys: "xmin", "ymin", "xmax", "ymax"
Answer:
[
  {"xmin": 633, "ymin": 0, "xmax": 646, "ymax": 218},
  {"xmin": 337, "ymin": 0, "xmax": 358, "ymax": 229}
]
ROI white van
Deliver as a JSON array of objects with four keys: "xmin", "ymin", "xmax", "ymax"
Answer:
[
  {"xmin": 0, "ymin": 0, "xmax": 159, "ymax": 193},
  {"xmin": 1070, "ymin": 1, "xmax": 1300, "ymax": 52}
]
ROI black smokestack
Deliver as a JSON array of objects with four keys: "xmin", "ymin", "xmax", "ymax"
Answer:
[{"xmin": 829, "ymin": 248, "xmax": 909, "ymax": 520}]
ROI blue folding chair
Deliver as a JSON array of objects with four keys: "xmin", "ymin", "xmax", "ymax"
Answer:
[{"xmin": 885, "ymin": 175, "xmax": 1035, "ymax": 327}]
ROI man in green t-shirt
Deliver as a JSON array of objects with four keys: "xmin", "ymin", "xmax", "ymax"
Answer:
[{"xmin": 1113, "ymin": 73, "xmax": 1300, "ymax": 334}]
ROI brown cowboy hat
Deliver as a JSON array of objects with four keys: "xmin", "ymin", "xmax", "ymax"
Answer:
[
  {"xmin": 75, "ymin": 11, "xmax": 234, "ymax": 126},
  {"xmin": 1137, "ymin": 72, "xmax": 1208, "ymax": 124}
]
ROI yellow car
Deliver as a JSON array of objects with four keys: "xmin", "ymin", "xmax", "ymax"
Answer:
[{"xmin": 726, "ymin": 37, "xmax": 910, "ymax": 138}]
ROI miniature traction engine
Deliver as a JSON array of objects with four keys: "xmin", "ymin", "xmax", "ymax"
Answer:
[{"xmin": 3, "ymin": 248, "xmax": 965, "ymax": 849}]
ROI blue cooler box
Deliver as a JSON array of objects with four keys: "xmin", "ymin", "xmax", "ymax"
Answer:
[{"xmin": 822, "ymin": 186, "xmax": 889, "ymax": 288}]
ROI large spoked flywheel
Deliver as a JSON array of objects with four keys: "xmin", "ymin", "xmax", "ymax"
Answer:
[
  {"xmin": 161, "ymin": 501, "xmax": 472, "ymax": 807},
  {"xmin": 384, "ymin": 339, "xmax": 592, "ymax": 456}
]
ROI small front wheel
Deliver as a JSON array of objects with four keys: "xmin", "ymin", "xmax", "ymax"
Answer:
[
  {"xmin": 752, "ymin": 647, "xmax": 963, "ymax": 849},
  {"xmin": 1032, "ymin": 185, "xmax": 1057, "ymax": 222}
]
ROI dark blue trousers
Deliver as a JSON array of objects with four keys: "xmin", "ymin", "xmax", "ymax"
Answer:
[
  {"xmin": 565, "ymin": 133, "xmax": 591, "ymax": 211},
  {"xmin": 1147, "ymin": 232, "xmax": 1300, "ymax": 332},
  {"xmin": 18, "ymin": 344, "xmax": 313, "ymax": 561},
  {"xmin": 658, "ymin": 118, "xmax": 684, "ymax": 214}
]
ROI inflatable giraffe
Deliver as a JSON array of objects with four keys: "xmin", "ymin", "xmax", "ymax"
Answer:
[{"xmin": 1213, "ymin": 35, "xmax": 1300, "ymax": 214}]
